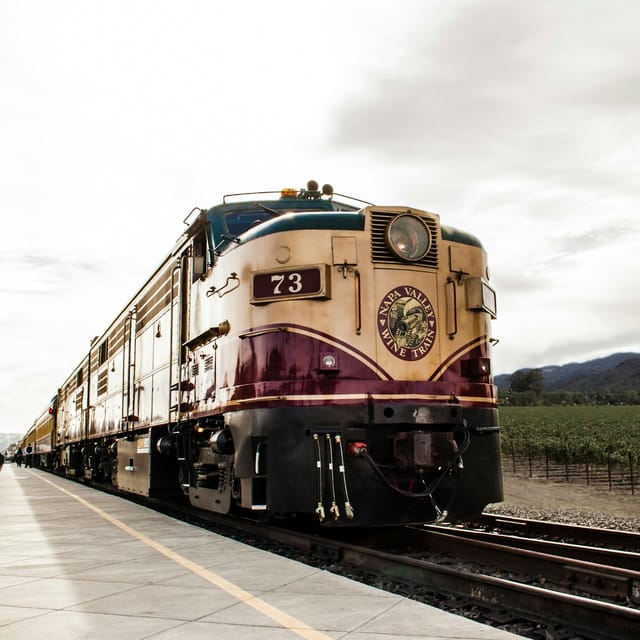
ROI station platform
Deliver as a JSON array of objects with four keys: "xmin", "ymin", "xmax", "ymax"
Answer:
[{"xmin": 0, "ymin": 464, "xmax": 524, "ymax": 639}]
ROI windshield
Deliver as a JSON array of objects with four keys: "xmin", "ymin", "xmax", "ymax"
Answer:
[
  {"xmin": 224, "ymin": 210, "xmax": 275, "ymax": 236},
  {"xmin": 224, "ymin": 207, "xmax": 331, "ymax": 236}
]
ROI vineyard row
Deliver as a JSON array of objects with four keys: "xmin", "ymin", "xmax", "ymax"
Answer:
[{"xmin": 503, "ymin": 449, "xmax": 638, "ymax": 495}]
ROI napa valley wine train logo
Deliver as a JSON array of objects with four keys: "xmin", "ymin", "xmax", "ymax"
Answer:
[{"xmin": 377, "ymin": 286, "xmax": 436, "ymax": 361}]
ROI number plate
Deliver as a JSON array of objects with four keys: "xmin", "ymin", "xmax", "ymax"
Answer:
[{"xmin": 251, "ymin": 265, "xmax": 330, "ymax": 303}]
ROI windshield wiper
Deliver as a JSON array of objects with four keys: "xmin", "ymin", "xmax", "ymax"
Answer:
[{"xmin": 254, "ymin": 202, "xmax": 281, "ymax": 216}]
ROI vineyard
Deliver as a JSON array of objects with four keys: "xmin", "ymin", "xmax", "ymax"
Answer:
[{"xmin": 499, "ymin": 405, "xmax": 640, "ymax": 494}]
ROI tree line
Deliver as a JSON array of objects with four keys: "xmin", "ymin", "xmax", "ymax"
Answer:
[{"xmin": 498, "ymin": 368, "xmax": 640, "ymax": 406}]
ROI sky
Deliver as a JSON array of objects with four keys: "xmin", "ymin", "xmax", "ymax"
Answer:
[{"xmin": 1, "ymin": 0, "xmax": 639, "ymax": 433}]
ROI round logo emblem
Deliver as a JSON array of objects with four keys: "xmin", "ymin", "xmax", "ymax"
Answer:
[{"xmin": 377, "ymin": 286, "xmax": 436, "ymax": 360}]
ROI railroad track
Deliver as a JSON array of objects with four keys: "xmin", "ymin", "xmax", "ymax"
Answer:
[
  {"xmin": 334, "ymin": 524, "xmax": 640, "ymax": 640},
  {"xmin": 75, "ymin": 477, "xmax": 640, "ymax": 639},
  {"xmin": 421, "ymin": 520, "xmax": 640, "ymax": 574}
]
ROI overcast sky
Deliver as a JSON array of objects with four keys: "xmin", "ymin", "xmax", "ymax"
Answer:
[{"xmin": 1, "ymin": 0, "xmax": 639, "ymax": 434}]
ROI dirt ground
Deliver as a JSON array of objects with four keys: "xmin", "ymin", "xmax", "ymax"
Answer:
[{"xmin": 492, "ymin": 472, "xmax": 640, "ymax": 519}]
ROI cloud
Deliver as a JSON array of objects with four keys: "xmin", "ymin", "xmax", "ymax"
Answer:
[
  {"xmin": 330, "ymin": 0, "xmax": 640, "ymax": 189},
  {"xmin": 547, "ymin": 226, "xmax": 636, "ymax": 260},
  {"xmin": 0, "ymin": 253, "xmax": 100, "ymax": 294}
]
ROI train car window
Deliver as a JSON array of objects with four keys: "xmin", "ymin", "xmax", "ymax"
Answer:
[
  {"xmin": 76, "ymin": 369, "xmax": 83, "ymax": 387},
  {"xmin": 99, "ymin": 339, "xmax": 108, "ymax": 366}
]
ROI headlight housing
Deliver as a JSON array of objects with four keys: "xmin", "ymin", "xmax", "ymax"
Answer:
[{"xmin": 385, "ymin": 215, "xmax": 431, "ymax": 262}]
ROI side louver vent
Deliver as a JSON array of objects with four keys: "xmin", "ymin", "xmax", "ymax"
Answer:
[
  {"xmin": 370, "ymin": 210, "xmax": 439, "ymax": 267},
  {"xmin": 97, "ymin": 369, "xmax": 108, "ymax": 397},
  {"xmin": 75, "ymin": 388, "xmax": 84, "ymax": 411}
]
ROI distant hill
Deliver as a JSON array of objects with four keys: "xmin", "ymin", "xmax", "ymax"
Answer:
[
  {"xmin": 0, "ymin": 433, "xmax": 21, "ymax": 453},
  {"xmin": 496, "ymin": 352, "xmax": 640, "ymax": 393}
]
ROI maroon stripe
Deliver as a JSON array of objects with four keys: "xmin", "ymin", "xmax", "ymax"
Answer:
[{"xmin": 242, "ymin": 323, "xmax": 393, "ymax": 379}]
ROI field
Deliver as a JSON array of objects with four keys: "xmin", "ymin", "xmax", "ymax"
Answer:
[{"xmin": 499, "ymin": 405, "xmax": 640, "ymax": 466}]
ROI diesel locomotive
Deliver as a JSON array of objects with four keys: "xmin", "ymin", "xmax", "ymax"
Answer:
[{"xmin": 21, "ymin": 181, "xmax": 502, "ymax": 526}]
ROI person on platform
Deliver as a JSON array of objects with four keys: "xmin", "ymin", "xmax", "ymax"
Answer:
[{"xmin": 25, "ymin": 444, "xmax": 33, "ymax": 468}]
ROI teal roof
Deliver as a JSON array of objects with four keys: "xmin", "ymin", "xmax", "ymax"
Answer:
[
  {"xmin": 204, "ymin": 196, "xmax": 483, "ymax": 253},
  {"xmin": 441, "ymin": 225, "xmax": 484, "ymax": 249},
  {"xmin": 207, "ymin": 197, "xmax": 363, "ymax": 253}
]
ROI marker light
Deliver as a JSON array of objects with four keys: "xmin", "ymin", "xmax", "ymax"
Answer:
[
  {"xmin": 320, "ymin": 353, "xmax": 338, "ymax": 370},
  {"xmin": 281, "ymin": 188, "xmax": 297, "ymax": 198},
  {"xmin": 462, "ymin": 357, "xmax": 491, "ymax": 378},
  {"xmin": 323, "ymin": 355, "xmax": 336, "ymax": 367}
]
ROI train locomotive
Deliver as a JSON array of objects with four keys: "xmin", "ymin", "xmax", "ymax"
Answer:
[{"xmin": 22, "ymin": 181, "xmax": 502, "ymax": 526}]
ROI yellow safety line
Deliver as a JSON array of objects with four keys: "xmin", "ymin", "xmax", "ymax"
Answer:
[{"xmin": 35, "ymin": 473, "xmax": 332, "ymax": 640}]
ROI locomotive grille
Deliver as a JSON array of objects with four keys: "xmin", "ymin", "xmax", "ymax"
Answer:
[{"xmin": 370, "ymin": 210, "xmax": 439, "ymax": 267}]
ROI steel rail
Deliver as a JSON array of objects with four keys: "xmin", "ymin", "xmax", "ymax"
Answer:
[
  {"xmin": 414, "ymin": 527, "xmax": 640, "ymax": 604},
  {"xmin": 480, "ymin": 513, "xmax": 640, "ymax": 550},
  {"xmin": 424, "ymin": 523, "xmax": 640, "ymax": 571}
]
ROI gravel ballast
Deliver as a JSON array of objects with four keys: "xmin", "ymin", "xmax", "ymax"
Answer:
[{"xmin": 486, "ymin": 472, "xmax": 640, "ymax": 532}]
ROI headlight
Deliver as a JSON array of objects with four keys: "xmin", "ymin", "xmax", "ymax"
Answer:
[{"xmin": 385, "ymin": 215, "xmax": 431, "ymax": 262}]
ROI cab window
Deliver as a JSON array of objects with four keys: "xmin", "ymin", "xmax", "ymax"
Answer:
[{"xmin": 192, "ymin": 234, "xmax": 207, "ymax": 281}]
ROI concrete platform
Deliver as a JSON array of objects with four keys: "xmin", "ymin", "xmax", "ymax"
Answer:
[{"xmin": 0, "ymin": 464, "xmax": 524, "ymax": 639}]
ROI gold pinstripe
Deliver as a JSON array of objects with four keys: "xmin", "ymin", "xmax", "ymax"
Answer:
[{"xmin": 221, "ymin": 393, "xmax": 496, "ymax": 407}]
